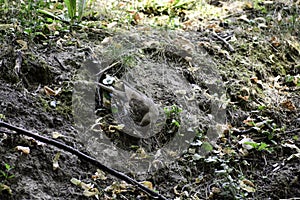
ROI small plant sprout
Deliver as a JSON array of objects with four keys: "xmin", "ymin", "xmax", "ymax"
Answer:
[
  {"xmin": 171, "ymin": 119, "xmax": 180, "ymax": 127},
  {"xmin": 164, "ymin": 105, "xmax": 182, "ymax": 127},
  {"xmin": 164, "ymin": 105, "xmax": 182, "ymax": 118},
  {"xmin": 0, "ymin": 163, "xmax": 15, "ymax": 181},
  {"xmin": 244, "ymin": 141, "xmax": 270, "ymax": 152}
]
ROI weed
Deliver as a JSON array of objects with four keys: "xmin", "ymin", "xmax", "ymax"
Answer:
[
  {"xmin": 202, "ymin": 141, "xmax": 213, "ymax": 152},
  {"xmin": 253, "ymin": 0, "xmax": 267, "ymax": 14},
  {"xmin": 164, "ymin": 105, "xmax": 182, "ymax": 127},
  {"xmin": 0, "ymin": 163, "xmax": 14, "ymax": 181},
  {"xmin": 171, "ymin": 119, "xmax": 180, "ymax": 127},
  {"xmin": 63, "ymin": 0, "xmax": 87, "ymax": 22},
  {"xmin": 164, "ymin": 105, "xmax": 182, "ymax": 118},
  {"xmin": 244, "ymin": 141, "xmax": 270, "ymax": 152}
]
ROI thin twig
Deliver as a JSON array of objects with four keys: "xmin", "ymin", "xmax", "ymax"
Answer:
[
  {"xmin": 96, "ymin": 61, "xmax": 121, "ymax": 76},
  {"xmin": 0, "ymin": 121, "xmax": 169, "ymax": 200},
  {"xmin": 54, "ymin": 56, "xmax": 67, "ymax": 70},
  {"xmin": 212, "ymin": 31, "xmax": 235, "ymax": 52}
]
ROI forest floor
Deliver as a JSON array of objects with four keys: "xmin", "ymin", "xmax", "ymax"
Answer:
[{"xmin": 0, "ymin": 0, "xmax": 299, "ymax": 199}]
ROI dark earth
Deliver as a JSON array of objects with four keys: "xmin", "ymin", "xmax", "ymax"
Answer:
[{"xmin": 0, "ymin": 0, "xmax": 300, "ymax": 199}]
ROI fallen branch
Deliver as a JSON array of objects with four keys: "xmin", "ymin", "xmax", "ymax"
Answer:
[{"xmin": 0, "ymin": 121, "xmax": 169, "ymax": 200}]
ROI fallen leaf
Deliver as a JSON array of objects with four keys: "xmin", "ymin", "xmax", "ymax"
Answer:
[
  {"xmin": 0, "ymin": 183, "xmax": 12, "ymax": 195},
  {"xmin": 70, "ymin": 178, "xmax": 81, "ymax": 185},
  {"xmin": 240, "ymin": 179, "xmax": 256, "ymax": 192},
  {"xmin": 244, "ymin": 2, "xmax": 253, "ymax": 9},
  {"xmin": 83, "ymin": 188, "xmax": 100, "ymax": 198},
  {"xmin": 16, "ymin": 146, "xmax": 30, "ymax": 154},
  {"xmin": 52, "ymin": 132, "xmax": 63, "ymax": 139},
  {"xmin": 44, "ymin": 86, "xmax": 61, "ymax": 96},
  {"xmin": 24, "ymin": 136, "xmax": 46, "ymax": 146},
  {"xmin": 52, "ymin": 152, "xmax": 61, "ymax": 170},
  {"xmin": 70, "ymin": 178, "xmax": 100, "ymax": 199},
  {"xmin": 280, "ymin": 99, "xmax": 296, "ymax": 111},
  {"xmin": 140, "ymin": 181, "xmax": 153, "ymax": 190},
  {"xmin": 92, "ymin": 169, "xmax": 107, "ymax": 181},
  {"xmin": 105, "ymin": 181, "xmax": 132, "ymax": 194},
  {"xmin": 16, "ymin": 40, "xmax": 28, "ymax": 50},
  {"xmin": 270, "ymin": 36, "xmax": 281, "ymax": 47},
  {"xmin": 108, "ymin": 124, "xmax": 125, "ymax": 132}
]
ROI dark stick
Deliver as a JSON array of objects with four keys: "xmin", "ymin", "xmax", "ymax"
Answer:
[
  {"xmin": 0, "ymin": 121, "xmax": 169, "ymax": 200},
  {"xmin": 54, "ymin": 56, "xmax": 67, "ymax": 70}
]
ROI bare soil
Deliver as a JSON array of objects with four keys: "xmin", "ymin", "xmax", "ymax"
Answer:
[{"xmin": 0, "ymin": 1, "xmax": 299, "ymax": 200}]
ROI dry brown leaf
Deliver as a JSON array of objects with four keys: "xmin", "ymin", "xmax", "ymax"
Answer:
[
  {"xmin": 16, "ymin": 146, "xmax": 30, "ymax": 154},
  {"xmin": 280, "ymin": 99, "xmax": 296, "ymax": 111},
  {"xmin": 105, "ymin": 181, "xmax": 131, "ymax": 194},
  {"xmin": 270, "ymin": 36, "xmax": 281, "ymax": 47},
  {"xmin": 133, "ymin": 12, "xmax": 143, "ymax": 23},
  {"xmin": 44, "ymin": 86, "xmax": 61, "ymax": 96},
  {"xmin": 240, "ymin": 179, "xmax": 256, "ymax": 192}
]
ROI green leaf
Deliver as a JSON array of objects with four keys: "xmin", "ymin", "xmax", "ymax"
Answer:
[
  {"xmin": 77, "ymin": 0, "xmax": 86, "ymax": 21},
  {"xmin": 0, "ymin": 171, "xmax": 6, "ymax": 177},
  {"xmin": 285, "ymin": 75, "xmax": 294, "ymax": 83},
  {"xmin": 4, "ymin": 163, "xmax": 11, "ymax": 171},
  {"xmin": 171, "ymin": 119, "xmax": 180, "ymax": 127},
  {"xmin": 258, "ymin": 105, "xmax": 266, "ymax": 110},
  {"xmin": 64, "ymin": 0, "xmax": 76, "ymax": 20},
  {"xmin": 8, "ymin": 175, "xmax": 15, "ymax": 179},
  {"xmin": 202, "ymin": 142, "xmax": 213, "ymax": 152},
  {"xmin": 258, "ymin": 142, "xmax": 268, "ymax": 151}
]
